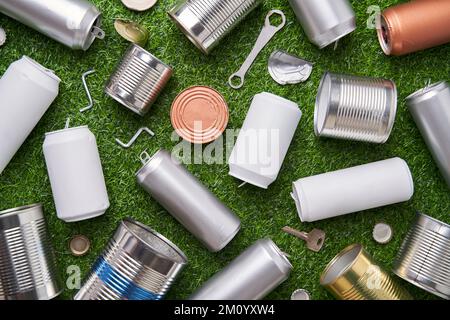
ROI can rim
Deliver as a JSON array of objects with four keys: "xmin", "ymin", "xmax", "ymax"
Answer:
[
  {"xmin": 406, "ymin": 81, "xmax": 448, "ymax": 104},
  {"xmin": 45, "ymin": 125, "xmax": 89, "ymax": 137},
  {"xmin": 320, "ymin": 243, "xmax": 362, "ymax": 286},
  {"xmin": 122, "ymin": 218, "xmax": 188, "ymax": 264},
  {"xmin": 314, "ymin": 71, "xmax": 332, "ymax": 136},
  {"xmin": 0, "ymin": 203, "xmax": 42, "ymax": 218},
  {"xmin": 21, "ymin": 56, "xmax": 61, "ymax": 83},
  {"xmin": 376, "ymin": 14, "xmax": 392, "ymax": 55}
]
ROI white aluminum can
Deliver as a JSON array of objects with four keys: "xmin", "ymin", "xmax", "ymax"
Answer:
[
  {"xmin": 228, "ymin": 92, "xmax": 301, "ymax": 189},
  {"xmin": 292, "ymin": 158, "xmax": 414, "ymax": 222},
  {"xmin": 43, "ymin": 126, "xmax": 109, "ymax": 222},
  {"xmin": 0, "ymin": 56, "xmax": 60, "ymax": 175}
]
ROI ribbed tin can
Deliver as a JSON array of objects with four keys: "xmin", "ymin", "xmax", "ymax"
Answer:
[
  {"xmin": 393, "ymin": 213, "xmax": 450, "ymax": 300},
  {"xmin": 74, "ymin": 218, "xmax": 188, "ymax": 300},
  {"xmin": 407, "ymin": 81, "xmax": 450, "ymax": 188},
  {"xmin": 0, "ymin": 0, "xmax": 103, "ymax": 50},
  {"xmin": 0, "ymin": 204, "xmax": 62, "ymax": 300},
  {"xmin": 168, "ymin": 0, "xmax": 262, "ymax": 54},
  {"xmin": 320, "ymin": 244, "xmax": 412, "ymax": 300},
  {"xmin": 314, "ymin": 72, "xmax": 397, "ymax": 143},
  {"xmin": 105, "ymin": 44, "xmax": 173, "ymax": 116}
]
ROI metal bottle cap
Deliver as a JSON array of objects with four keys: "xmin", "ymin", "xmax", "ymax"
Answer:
[
  {"xmin": 170, "ymin": 86, "xmax": 229, "ymax": 144},
  {"xmin": 69, "ymin": 235, "xmax": 91, "ymax": 256},
  {"xmin": 291, "ymin": 289, "xmax": 311, "ymax": 300},
  {"xmin": 121, "ymin": 0, "xmax": 157, "ymax": 11},
  {"xmin": 373, "ymin": 222, "xmax": 393, "ymax": 244}
]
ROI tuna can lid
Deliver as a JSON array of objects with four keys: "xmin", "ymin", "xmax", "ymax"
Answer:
[
  {"xmin": 121, "ymin": 0, "xmax": 157, "ymax": 11},
  {"xmin": 170, "ymin": 86, "xmax": 229, "ymax": 144}
]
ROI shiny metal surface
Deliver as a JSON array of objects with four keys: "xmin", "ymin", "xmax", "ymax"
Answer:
[
  {"xmin": 74, "ymin": 218, "xmax": 188, "ymax": 300},
  {"xmin": 114, "ymin": 19, "xmax": 149, "ymax": 46},
  {"xmin": 121, "ymin": 0, "xmax": 157, "ymax": 12},
  {"xmin": 0, "ymin": 0, "xmax": 103, "ymax": 50},
  {"xmin": 314, "ymin": 72, "xmax": 397, "ymax": 143},
  {"xmin": 393, "ymin": 213, "xmax": 450, "ymax": 300},
  {"xmin": 268, "ymin": 50, "xmax": 313, "ymax": 85},
  {"xmin": 291, "ymin": 289, "xmax": 310, "ymax": 300},
  {"xmin": 407, "ymin": 81, "xmax": 450, "ymax": 188},
  {"xmin": 136, "ymin": 149, "xmax": 241, "ymax": 252},
  {"xmin": 288, "ymin": 0, "xmax": 356, "ymax": 48},
  {"xmin": 105, "ymin": 44, "xmax": 173, "ymax": 116},
  {"xmin": 168, "ymin": 0, "xmax": 262, "ymax": 54},
  {"xmin": 190, "ymin": 238, "xmax": 292, "ymax": 300},
  {"xmin": 320, "ymin": 244, "xmax": 412, "ymax": 300},
  {"xmin": 0, "ymin": 204, "xmax": 62, "ymax": 300}
]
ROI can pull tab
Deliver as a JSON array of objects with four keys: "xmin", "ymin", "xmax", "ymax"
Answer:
[
  {"xmin": 91, "ymin": 26, "xmax": 105, "ymax": 40},
  {"xmin": 140, "ymin": 150, "xmax": 152, "ymax": 165}
]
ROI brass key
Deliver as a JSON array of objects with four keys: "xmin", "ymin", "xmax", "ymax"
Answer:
[{"xmin": 282, "ymin": 226, "xmax": 326, "ymax": 252}]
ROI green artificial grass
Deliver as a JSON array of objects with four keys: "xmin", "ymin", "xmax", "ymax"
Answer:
[{"xmin": 0, "ymin": 0, "xmax": 449, "ymax": 300}]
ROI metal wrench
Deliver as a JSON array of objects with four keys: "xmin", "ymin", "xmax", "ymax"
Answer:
[{"xmin": 228, "ymin": 10, "xmax": 286, "ymax": 89}]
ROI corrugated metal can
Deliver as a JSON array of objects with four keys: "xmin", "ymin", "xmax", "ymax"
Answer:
[
  {"xmin": 168, "ymin": 0, "xmax": 262, "ymax": 54},
  {"xmin": 314, "ymin": 72, "xmax": 397, "ymax": 143},
  {"xmin": 190, "ymin": 238, "xmax": 292, "ymax": 300},
  {"xmin": 0, "ymin": 204, "xmax": 62, "ymax": 300},
  {"xmin": 320, "ymin": 244, "xmax": 412, "ymax": 300},
  {"xmin": 105, "ymin": 44, "xmax": 173, "ymax": 116},
  {"xmin": 288, "ymin": 0, "xmax": 356, "ymax": 48},
  {"xmin": 407, "ymin": 81, "xmax": 450, "ymax": 188},
  {"xmin": 136, "ymin": 149, "xmax": 241, "ymax": 252},
  {"xmin": 393, "ymin": 212, "xmax": 450, "ymax": 300},
  {"xmin": 43, "ymin": 125, "xmax": 110, "ymax": 222},
  {"xmin": 74, "ymin": 218, "xmax": 188, "ymax": 300},
  {"xmin": 0, "ymin": 0, "xmax": 104, "ymax": 50}
]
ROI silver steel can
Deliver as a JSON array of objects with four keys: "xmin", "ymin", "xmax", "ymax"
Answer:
[
  {"xmin": 105, "ymin": 44, "xmax": 173, "ymax": 116},
  {"xmin": 0, "ymin": 0, "xmax": 104, "ymax": 50},
  {"xmin": 136, "ymin": 149, "xmax": 241, "ymax": 252},
  {"xmin": 406, "ymin": 81, "xmax": 450, "ymax": 188},
  {"xmin": 74, "ymin": 218, "xmax": 188, "ymax": 300},
  {"xmin": 393, "ymin": 212, "xmax": 450, "ymax": 300},
  {"xmin": 190, "ymin": 238, "xmax": 292, "ymax": 300},
  {"xmin": 288, "ymin": 0, "xmax": 356, "ymax": 48},
  {"xmin": 168, "ymin": 0, "xmax": 262, "ymax": 54},
  {"xmin": 314, "ymin": 72, "xmax": 397, "ymax": 143},
  {"xmin": 0, "ymin": 204, "xmax": 61, "ymax": 300}
]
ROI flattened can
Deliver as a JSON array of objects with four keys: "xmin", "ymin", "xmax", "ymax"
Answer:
[
  {"xmin": 377, "ymin": 0, "xmax": 450, "ymax": 56},
  {"xmin": 190, "ymin": 238, "xmax": 292, "ymax": 300},
  {"xmin": 393, "ymin": 213, "xmax": 450, "ymax": 300},
  {"xmin": 136, "ymin": 149, "xmax": 241, "ymax": 252},
  {"xmin": 43, "ymin": 125, "xmax": 110, "ymax": 222},
  {"xmin": 168, "ymin": 0, "xmax": 262, "ymax": 54},
  {"xmin": 0, "ymin": 204, "xmax": 62, "ymax": 300},
  {"xmin": 105, "ymin": 44, "xmax": 173, "ymax": 116},
  {"xmin": 320, "ymin": 244, "xmax": 412, "ymax": 300},
  {"xmin": 314, "ymin": 72, "xmax": 397, "ymax": 143},
  {"xmin": 288, "ymin": 0, "xmax": 356, "ymax": 48},
  {"xmin": 74, "ymin": 218, "xmax": 188, "ymax": 300},
  {"xmin": 407, "ymin": 81, "xmax": 450, "ymax": 188},
  {"xmin": 0, "ymin": 56, "xmax": 60, "ymax": 175},
  {"xmin": 0, "ymin": 0, "xmax": 104, "ymax": 50}
]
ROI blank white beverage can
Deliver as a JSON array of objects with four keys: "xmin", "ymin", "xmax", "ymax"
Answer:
[
  {"xmin": 0, "ymin": 56, "xmax": 60, "ymax": 174},
  {"xmin": 43, "ymin": 126, "xmax": 109, "ymax": 222}
]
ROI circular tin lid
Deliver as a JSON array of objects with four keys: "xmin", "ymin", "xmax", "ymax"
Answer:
[
  {"xmin": 121, "ymin": 0, "xmax": 157, "ymax": 11},
  {"xmin": 373, "ymin": 222, "xmax": 393, "ymax": 244},
  {"xmin": 291, "ymin": 289, "xmax": 311, "ymax": 300},
  {"xmin": 170, "ymin": 86, "xmax": 229, "ymax": 144},
  {"xmin": 69, "ymin": 235, "xmax": 91, "ymax": 256}
]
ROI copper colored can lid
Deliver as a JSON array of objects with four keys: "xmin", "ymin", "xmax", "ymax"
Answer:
[
  {"xmin": 170, "ymin": 86, "xmax": 229, "ymax": 144},
  {"xmin": 69, "ymin": 235, "xmax": 91, "ymax": 256}
]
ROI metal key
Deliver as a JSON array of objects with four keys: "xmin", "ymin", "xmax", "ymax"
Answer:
[
  {"xmin": 228, "ymin": 10, "xmax": 286, "ymax": 89},
  {"xmin": 282, "ymin": 226, "xmax": 326, "ymax": 252}
]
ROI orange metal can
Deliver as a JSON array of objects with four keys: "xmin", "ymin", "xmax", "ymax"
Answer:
[{"xmin": 377, "ymin": 0, "xmax": 450, "ymax": 56}]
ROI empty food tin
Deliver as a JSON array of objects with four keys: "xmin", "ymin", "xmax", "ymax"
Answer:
[
  {"xmin": 288, "ymin": 0, "xmax": 356, "ymax": 48},
  {"xmin": 105, "ymin": 44, "xmax": 173, "ymax": 116},
  {"xmin": 407, "ymin": 81, "xmax": 450, "ymax": 188},
  {"xmin": 0, "ymin": 0, "xmax": 104, "ymax": 50},
  {"xmin": 0, "ymin": 56, "xmax": 60, "ymax": 175},
  {"xmin": 314, "ymin": 72, "xmax": 397, "ymax": 143},
  {"xmin": 168, "ymin": 0, "xmax": 262, "ymax": 54},
  {"xmin": 228, "ymin": 92, "xmax": 301, "ymax": 189},
  {"xmin": 0, "ymin": 204, "xmax": 61, "ymax": 300},
  {"xmin": 292, "ymin": 158, "xmax": 414, "ymax": 222},
  {"xmin": 321, "ymin": 244, "xmax": 412, "ymax": 300},
  {"xmin": 393, "ymin": 213, "xmax": 450, "ymax": 300},
  {"xmin": 377, "ymin": 0, "xmax": 450, "ymax": 56},
  {"xmin": 190, "ymin": 238, "xmax": 292, "ymax": 300},
  {"xmin": 75, "ymin": 218, "xmax": 188, "ymax": 300},
  {"xmin": 136, "ymin": 149, "xmax": 241, "ymax": 252},
  {"xmin": 43, "ymin": 125, "xmax": 109, "ymax": 222}
]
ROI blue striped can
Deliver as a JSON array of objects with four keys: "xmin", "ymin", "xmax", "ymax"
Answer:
[{"xmin": 74, "ymin": 218, "xmax": 188, "ymax": 300}]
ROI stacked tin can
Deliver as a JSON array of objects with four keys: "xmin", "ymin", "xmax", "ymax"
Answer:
[
  {"xmin": 75, "ymin": 219, "xmax": 187, "ymax": 300},
  {"xmin": 0, "ymin": 204, "xmax": 61, "ymax": 300}
]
